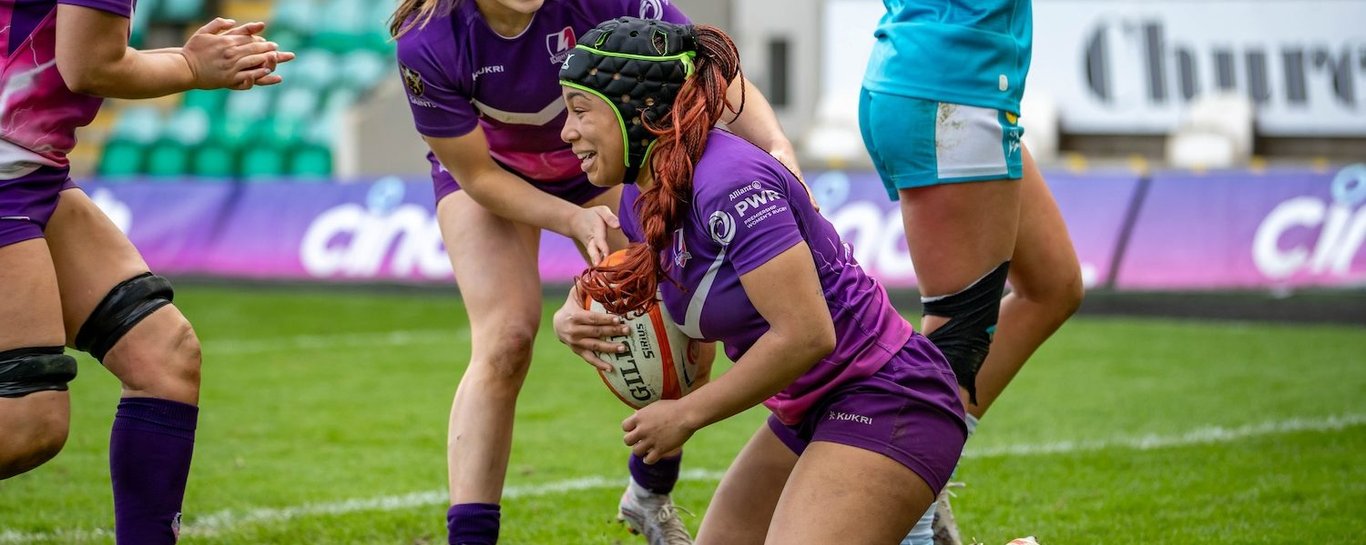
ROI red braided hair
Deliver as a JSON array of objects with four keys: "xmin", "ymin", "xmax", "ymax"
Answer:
[{"xmin": 576, "ymin": 25, "xmax": 744, "ymax": 316}]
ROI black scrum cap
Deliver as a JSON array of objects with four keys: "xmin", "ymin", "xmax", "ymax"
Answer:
[{"xmin": 559, "ymin": 17, "xmax": 698, "ymax": 180}]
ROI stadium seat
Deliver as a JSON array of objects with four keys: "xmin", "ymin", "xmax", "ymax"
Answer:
[
  {"xmin": 97, "ymin": 140, "xmax": 146, "ymax": 179},
  {"xmin": 1166, "ymin": 93, "xmax": 1254, "ymax": 169},
  {"xmin": 338, "ymin": 49, "xmax": 390, "ymax": 91},
  {"xmin": 240, "ymin": 147, "xmax": 286, "ymax": 180},
  {"xmin": 182, "ymin": 89, "xmax": 228, "ymax": 116},
  {"xmin": 156, "ymin": 0, "xmax": 205, "ymax": 23},
  {"xmin": 145, "ymin": 140, "xmax": 191, "ymax": 177},
  {"xmin": 312, "ymin": 0, "xmax": 369, "ymax": 53},
  {"xmin": 287, "ymin": 48, "xmax": 338, "ymax": 90},
  {"xmin": 191, "ymin": 143, "xmax": 239, "ymax": 179}
]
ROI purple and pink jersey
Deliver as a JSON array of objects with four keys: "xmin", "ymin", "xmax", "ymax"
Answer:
[
  {"xmin": 0, "ymin": 0, "xmax": 132, "ymax": 171},
  {"xmin": 395, "ymin": 0, "xmax": 687, "ymax": 202},
  {"xmin": 619, "ymin": 130, "xmax": 917, "ymax": 425}
]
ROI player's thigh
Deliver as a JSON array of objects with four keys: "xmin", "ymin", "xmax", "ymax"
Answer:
[
  {"xmin": 436, "ymin": 191, "xmax": 544, "ymax": 342},
  {"xmin": 899, "ymin": 179, "xmax": 1021, "ymax": 297},
  {"xmin": 864, "ymin": 92, "xmax": 1024, "ymax": 296},
  {"xmin": 695, "ymin": 423, "xmax": 797, "ymax": 545},
  {"xmin": 0, "ymin": 239, "xmax": 71, "ymax": 469},
  {"xmin": 0, "ymin": 238, "xmax": 65, "ymax": 349},
  {"xmin": 765, "ymin": 441, "xmax": 933, "ymax": 545},
  {"xmin": 42, "ymin": 189, "xmax": 152, "ymax": 342},
  {"xmin": 1008, "ymin": 147, "xmax": 1083, "ymax": 303}
]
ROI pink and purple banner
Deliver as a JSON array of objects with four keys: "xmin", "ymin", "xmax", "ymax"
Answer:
[
  {"xmin": 80, "ymin": 164, "xmax": 1366, "ymax": 290},
  {"xmin": 1115, "ymin": 166, "xmax": 1366, "ymax": 289}
]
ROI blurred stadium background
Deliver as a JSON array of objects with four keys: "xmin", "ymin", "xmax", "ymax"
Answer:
[{"xmin": 2, "ymin": 0, "xmax": 1363, "ymax": 544}]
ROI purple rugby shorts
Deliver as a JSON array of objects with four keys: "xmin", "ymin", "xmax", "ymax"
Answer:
[
  {"xmin": 0, "ymin": 166, "xmax": 78, "ymax": 248},
  {"xmin": 767, "ymin": 332, "xmax": 967, "ymax": 493}
]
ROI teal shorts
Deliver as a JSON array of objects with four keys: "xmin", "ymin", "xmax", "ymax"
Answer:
[{"xmin": 859, "ymin": 88, "xmax": 1025, "ymax": 201}]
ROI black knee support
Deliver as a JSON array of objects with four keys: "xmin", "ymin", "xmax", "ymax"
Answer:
[
  {"xmin": 74, "ymin": 272, "xmax": 174, "ymax": 362},
  {"xmin": 0, "ymin": 347, "xmax": 78, "ymax": 398},
  {"xmin": 922, "ymin": 261, "xmax": 1011, "ymax": 405}
]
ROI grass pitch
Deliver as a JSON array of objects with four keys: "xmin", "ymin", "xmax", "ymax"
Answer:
[{"xmin": 0, "ymin": 286, "xmax": 1362, "ymax": 544}]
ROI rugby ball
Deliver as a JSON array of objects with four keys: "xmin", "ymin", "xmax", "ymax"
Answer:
[{"xmin": 581, "ymin": 292, "xmax": 701, "ymax": 410}]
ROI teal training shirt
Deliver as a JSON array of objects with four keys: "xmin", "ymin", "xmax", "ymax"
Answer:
[{"xmin": 863, "ymin": 0, "xmax": 1032, "ymax": 114}]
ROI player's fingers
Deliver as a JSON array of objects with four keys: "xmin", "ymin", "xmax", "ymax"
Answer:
[
  {"xmin": 590, "ymin": 324, "xmax": 630, "ymax": 338},
  {"xmin": 572, "ymin": 310, "xmax": 622, "ymax": 326},
  {"xmin": 238, "ymin": 67, "xmax": 273, "ymax": 85},
  {"xmin": 576, "ymin": 349, "xmax": 613, "ymax": 372},
  {"xmin": 594, "ymin": 206, "xmax": 620, "ymax": 229},
  {"xmin": 232, "ymin": 52, "xmax": 277, "ymax": 72},
  {"xmin": 273, "ymin": 51, "xmax": 297, "ymax": 64},
  {"xmin": 221, "ymin": 21, "xmax": 267, "ymax": 36},
  {"xmin": 253, "ymin": 74, "xmax": 284, "ymax": 86},
  {"xmin": 195, "ymin": 17, "xmax": 236, "ymax": 35}
]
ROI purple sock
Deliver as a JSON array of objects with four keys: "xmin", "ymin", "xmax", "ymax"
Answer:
[
  {"xmin": 110, "ymin": 397, "xmax": 198, "ymax": 545},
  {"xmin": 448, "ymin": 503, "xmax": 500, "ymax": 545},
  {"xmin": 629, "ymin": 452, "xmax": 682, "ymax": 495}
]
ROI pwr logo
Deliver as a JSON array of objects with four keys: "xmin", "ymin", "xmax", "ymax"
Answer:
[{"xmin": 547, "ymin": 26, "xmax": 576, "ymax": 64}]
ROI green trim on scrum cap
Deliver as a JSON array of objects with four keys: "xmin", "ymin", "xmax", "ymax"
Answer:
[
  {"xmin": 561, "ymin": 81, "xmax": 632, "ymax": 170},
  {"xmin": 574, "ymin": 45, "xmax": 698, "ymax": 78},
  {"xmin": 558, "ymin": 17, "xmax": 699, "ymax": 174}
]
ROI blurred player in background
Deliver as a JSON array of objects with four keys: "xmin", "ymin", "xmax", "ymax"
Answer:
[
  {"xmin": 859, "ymin": 1, "xmax": 1083, "ymax": 543},
  {"xmin": 389, "ymin": 1, "xmax": 799, "ymax": 544},
  {"xmin": 556, "ymin": 17, "xmax": 966, "ymax": 545},
  {"xmin": 0, "ymin": 3, "xmax": 290, "ymax": 544}
]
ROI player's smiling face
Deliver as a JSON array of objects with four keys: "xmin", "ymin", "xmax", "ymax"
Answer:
[{"xmin": 561, "ymin": 88, "xmax": 626, "ymax": 187}]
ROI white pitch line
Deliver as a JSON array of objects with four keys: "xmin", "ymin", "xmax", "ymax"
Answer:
[{"xmin": 2, "ymin": 414, "xmax": 1360, "ymax": 543}]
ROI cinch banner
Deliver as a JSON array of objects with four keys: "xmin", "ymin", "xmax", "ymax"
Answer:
[
  {"xmin": 80, "ymin": 165, "xmax": 1366, "ymax": 291},
  {"xmin": 1116, "ymin": 166, "xmax": 1366, "ymax": 289}
]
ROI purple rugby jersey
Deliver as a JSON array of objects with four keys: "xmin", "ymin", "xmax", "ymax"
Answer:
[
  {"xmin": 620, "ymin": 130, "xmax": 916, "ymax": 425},
  {"xmin": 0, "ymin": 0, "xmax": 133, "ymax": 170},
  {"xmin": 396, "ymin": 0, "xmax": 688, "ymax": 189}
]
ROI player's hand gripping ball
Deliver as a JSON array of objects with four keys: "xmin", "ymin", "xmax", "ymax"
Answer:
[{"xmin": 581, "ymin": 253, "xmax": 702, "ymax": 409}]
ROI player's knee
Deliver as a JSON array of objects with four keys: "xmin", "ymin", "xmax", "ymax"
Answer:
[
  {"xmin": 1015, "ymin": 264, "xmax": 1084, "ymax": 322},
  {"xmin": 922, "ymin": 261, "xmax": 1011, "ymax": 404},
  {"xmin": 0, "ymin": 400, "xmax": 70, "ymax": 480},
  {"xmin": 157, "ymin": 313, "xmax": 202, "ymax": 391},
  {"xmin": 74, "ymin": 272, "xmax": 174, "ymax": 363},
  {"xmin": 477, "ymin": 324, "xmax": 538, "ymax": 384}
]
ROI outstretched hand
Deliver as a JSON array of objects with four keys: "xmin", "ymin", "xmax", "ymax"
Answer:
[
  {"xmin": 569, "ymin": 205, "xmax": 620, "ymax": 265},
  {"xmin": 182, "ymin": 19, "xmax": 295, "ymax": 90}
]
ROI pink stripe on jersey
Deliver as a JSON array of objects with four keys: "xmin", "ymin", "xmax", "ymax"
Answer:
[{"xmin": 1, "ymin": 0, "xmax": 132, "ymax": 167}]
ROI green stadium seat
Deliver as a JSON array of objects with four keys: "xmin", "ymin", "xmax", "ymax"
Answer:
[
  {"xmin": 129, "ymin": 0, "xmax": 158, "ymax": 47},
  {"xmin": 270, "ymin": 0, "xmax": 317, "ymax": 36},
  {"xmin": 338, "ymin": 49, "xmax": 390, "ymax": 91},
  {"xmin": 312, "ymin": 0, "xmax": 368, "ymax": 53},
  {"xmin": 275, "ymin": 86, "xmax": 320, "ymax": 121},
  {"xmin": 97, "ymin": 141, "xmax": 146, "ymax": 179},
  {"xmin": 289, "ymin": 143, "xmax": 333, "ymax": 180},
  {"xmin": 156, "ymin": 0, "xmax": 204, "ymax": 23},
  {"xmin": 110, "ymin": 106, "xmax": 163, "ymax": 146},
  {"xmin": 286, "ymin": 48, "xmax": 337, "ymax": 90},
  {"xmin": 190, "ymin": 143, "xmax": 238, "ymax": 179},
  {"xmin": 321, "ymin": 88, "xmax": 358, "ymax": 116},
  {"xmin": 145, "ymin": 140, "xmax": 190, "ymax": 177},
  {"xmin": 240, "ymin": 145, "xmax": 287, "ymax": 180},
  {"xmin": 224, "ymin": 85, "xmax": 276, "ymax": 120},
  {"xmin": 182, "ymin": 89, "xmax": 228, "ymax": 116}
]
